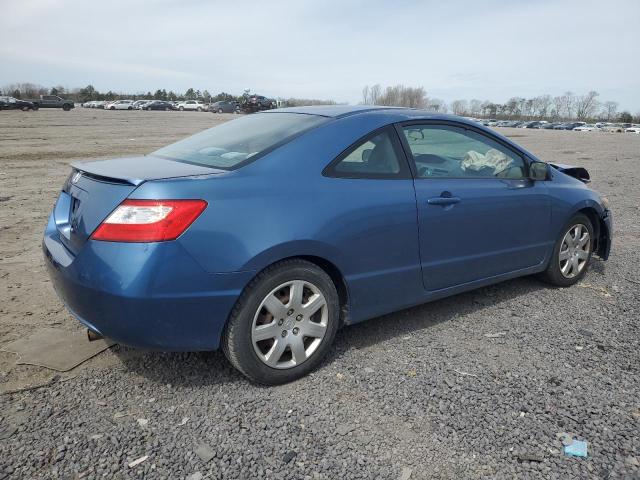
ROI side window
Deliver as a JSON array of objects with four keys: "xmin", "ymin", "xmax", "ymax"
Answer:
[
  {"xmin": 327, "ymin": 128, "xmax": 407, "ymax": 178},
  {"xmin": 402, "ymin": 125, "xmax": 526, "ymax": 179}
]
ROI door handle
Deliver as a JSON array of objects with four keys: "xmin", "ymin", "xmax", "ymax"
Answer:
[{"xmin": 427, "ymin": 196, "xmax": 461, "ymax": 206}]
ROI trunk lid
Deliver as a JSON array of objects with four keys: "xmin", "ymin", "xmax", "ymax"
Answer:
[
  {"xmin": 71, "ymin": 155, "xmax": 224, "ymax": 185},
  {"xmin": 55, "ymin": 156, "xmax": 222, "ymax": 254}
]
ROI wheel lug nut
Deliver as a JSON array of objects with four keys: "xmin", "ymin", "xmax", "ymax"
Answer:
[
  {"xmin": 296, "ymin": 314, "xmax": 303, "ymax": 321},
  {"xmin": 292, "ymin": 327, "xmax": 299, "ymax": 335},
  {"xmin": 281, "ymin": 331, "xmax": 287, "ymax": 337},
  {"xmin": 278, "ymin": 319, "xmax": 283, "ymax": 326},
  {"xmin": 287, "ymin": 309, "xmax": 294, "ymax": 316}
]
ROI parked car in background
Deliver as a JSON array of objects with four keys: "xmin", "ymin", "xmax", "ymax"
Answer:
[
  {"xmin": 554, "ymin": 122, "xmax": 586, "ymax": 130},
  {"xmin": 143, "ymin": 100, "xmax": 175, "ymax": 111},
  {"xmin": 209, "ymin": 100, "xmax": 240, "ymax": 113},
  {"xmin": 176, "ymin": 100, "xmax": 206, "ymax": 111},
  {"xmin": 602, "ymin": 124, "xmax": 625, "ymax": 133},
  {"xmin": 522, "ymin": 121, "xmax": 545, "ymax": 128},
  {"xmin": 43, "ymin": 106, "xmax": 612, "ymax": 384},
  {"xmin": 0, "ymin": 96, "xmax": 36, "ymax": 111},
  {"xmin": 241, "ymin": 94, "xmax": 276, "ymax": 113},
  {"xmin": 541, "ymin": 122, "xmax": 560, "ymax": 129},
  {"xmin": 625, "ymin": 125, "xmax": 640, "ymax": 134},
  {"xmin": 27, "ymin": 94, "xmax": 75, "ymax": 111},
  {"xmin": 133, "ymin": 100, "xmax": 151, "ymax": 110},
  {"xmin": 573, "ymin": 124, "xmax": 600, "ymax": 132},
  {"xmin": 107, "ymin": 100, "xmax": 135, "ymax": 110}
]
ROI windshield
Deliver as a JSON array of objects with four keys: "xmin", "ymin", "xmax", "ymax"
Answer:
[{"xmin": 153, "ymin": 113, "xmax": 328, "ymax": 169}]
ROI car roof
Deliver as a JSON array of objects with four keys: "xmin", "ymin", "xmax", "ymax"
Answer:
[{"xmin": 262, "ymin": 104, "xmax": 483, "ymax": 126}]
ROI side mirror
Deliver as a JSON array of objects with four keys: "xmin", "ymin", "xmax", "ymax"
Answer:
[
  {"xmin": 362, "ymin": 148, "xmax": 372, "ymax": 162},
  {"xmin": 529, "ymin": 161, "xmax": 549, "ymax": 181}
]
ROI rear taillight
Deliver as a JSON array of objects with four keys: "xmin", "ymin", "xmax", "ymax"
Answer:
[{"xmin": 91, "ymin": 199, "xmax": 207, "ymax": 242}]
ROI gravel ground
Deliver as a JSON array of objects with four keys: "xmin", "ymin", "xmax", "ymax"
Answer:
[{"xmin": 0, "ymin": 109, "xmax": 639, "ymax": 479}]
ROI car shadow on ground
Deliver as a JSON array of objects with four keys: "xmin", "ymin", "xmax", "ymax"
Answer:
[{"xmin": 113, "ymin": 275, "xmax": 550, "ymax": 387}]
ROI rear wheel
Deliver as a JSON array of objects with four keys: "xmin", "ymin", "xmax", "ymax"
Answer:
[
  {"xmin": 223, "ymin": 259, "xmax": 339, "ymax": 385},
  {"xmin": 62, "ymin": 104, "xmax": 71, "ymax": 111},
  {"xmin": 540, "ymin": 213, "xmax": 594, "ymax": 287},
  {"xmin": 218, "ymin": 108, "xmax": 223, "ymax": 113},
  {"xmin": 179, "ymin": 106, "xmax": 184, "ymax": 111}
]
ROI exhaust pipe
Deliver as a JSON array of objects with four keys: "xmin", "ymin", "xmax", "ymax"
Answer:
[{"xmin": 87, "ymin": 329, "xmax": 103, "ymax": 342}]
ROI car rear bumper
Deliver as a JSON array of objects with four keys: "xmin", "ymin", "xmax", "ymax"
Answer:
[{"xmin": 43, "ymin": 213, "xmax": 254, "ymax": 351}]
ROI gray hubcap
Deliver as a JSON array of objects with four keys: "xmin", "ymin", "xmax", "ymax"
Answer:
[
  {"xmin": 559, "ymin": 224, "xmax": 590, "ymax": 278},
  {"xmin": 251, "ymin": 280, "xmax": 328, "ymax": 369}
]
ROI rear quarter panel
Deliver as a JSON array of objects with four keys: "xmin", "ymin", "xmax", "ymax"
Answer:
[{"xmin": 132, "ymin": 113, "xmax": 423, "ymax": 322}]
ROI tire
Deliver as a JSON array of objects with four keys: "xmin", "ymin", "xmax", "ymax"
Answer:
[
  {"xmin": 179, "ymin": 106, "xmax": 184, "ymax": 111},
  {"xmin": 62, "ymin": 104, "xmax": 71, "ymax": 111},
  {"xmin": 32, "ymin": 104, "xmax": 39, "ymax": 111},
  {"xmin": 218, "ymin": 108, "xmax": 223, "ymax": 114},
  {"xmin": 127, "ymin": 106, "xmax": 132, "ymax": 110},
  {"xmin": 540, "ymin": 213, "xmax": 594, "ymax": 287},
  {"xmin": 197, "ymin": 107, "xmax": 202, "ymax": 112},
  {"xmin": 164, "ymin": 107, "xmax": 169, "ymax": 111},
  {"xmin": 222, "ymin": 259, "xmax": 339, "ymax": 385}
]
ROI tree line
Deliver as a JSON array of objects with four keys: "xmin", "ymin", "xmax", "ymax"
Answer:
[
  {"xmin": 362, "ymin": 84, "xmax": 638, "ymax": 123},
  {"xmin": 0, "ymin": 82, "xmax": 337, "ymax": 107}
]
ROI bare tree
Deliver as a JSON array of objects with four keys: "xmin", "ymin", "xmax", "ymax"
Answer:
[
  {"xmin": 532, "ymin": 95, "xmax": 552, "ymax": 118},
  {"xmin": 601, "ymin": 101, "xmax": 618, "ymax": 121},
  {"xmin": 450, "ymin": 99, "xmax": 468, "ymax": 115},
  {"xmin": 426, "ymin": 98, "xmax": 447, "ymax": 113},
  {"xmin": 361, "ymin": 84, "xmax": 382, "ymax": 105},
  {"xmin": 468, "ymin": 99, "xmax": 483, "ymax": 116},
  {"xmin": 574, "ymin": 91, "xmax": 600, "ymax": 120}
]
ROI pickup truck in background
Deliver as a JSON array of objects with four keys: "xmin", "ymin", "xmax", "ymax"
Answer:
[{"xmin": 27, "ymin": 95, "xmax": 75, "ymax": 111}]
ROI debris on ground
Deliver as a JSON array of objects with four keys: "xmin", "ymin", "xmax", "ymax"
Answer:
[
  {"xmin": 194, "ymin": 443, "xmax": 216, "ymax": 463},
  {"xmin": 564, "ymin": 439, "xmax": 588, "ymax": 458},
  {"xmin": 283, "ymin": 450, "xmax": 297, "ymax": 463},
  {"xmin": 127, "ymin": 455, "xmax": 149, "ymax": 468},
  {"xmin": 400, "ymin": 466, "xmax": 413, "ymax": 479},
  {"xmin": 483, "ymin": 332, "xmax": 507, "ymax": 338}
]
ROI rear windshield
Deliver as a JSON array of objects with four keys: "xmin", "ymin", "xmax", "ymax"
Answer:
[{"xmin": 152, "ymin": 113, "xmax": 328, "ymax": 169}]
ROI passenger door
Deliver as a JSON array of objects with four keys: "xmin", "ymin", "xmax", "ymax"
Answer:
[{"xmin": 399, "ymin": 123, "xmax": 550, "ymax": 291}]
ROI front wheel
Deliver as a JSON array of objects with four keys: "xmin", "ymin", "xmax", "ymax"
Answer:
[
  {"xmin": 218, "ymin": 108, "xmax": 223, "ymax": 113},
  {"xmin": 540, "ymin": 213, "xmax": 594, "ymax": 287},
  {"xmin": 222, "ymin": 259, "xmax": 339, "ymax": 385},
  {"xmin": 62, "ymin": 104, "xmax": 71, "ymax": 111}
]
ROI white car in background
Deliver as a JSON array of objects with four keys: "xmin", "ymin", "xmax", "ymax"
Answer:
[
  {"xmin": 175, "ymin": 100, "xmax": 206, "ymax": 111},
  {"xmin": 625, "ymin": 125, "xmax": 640, "ymax": 134},
  {"xmin": 107, "ymin": 100, "xmax": 135, "ymax": 110},
  {"xmin": 133, "ymin": 100, "xmax": 151, "ymax": 110},
  {"xmin": 573, "ymin": 124, "xmax": 600, "ymax": 132}
]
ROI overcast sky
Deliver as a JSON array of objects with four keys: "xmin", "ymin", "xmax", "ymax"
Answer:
[{"xmin": 1, "ymin": 0, "xmax": 639, "ymax": 111}]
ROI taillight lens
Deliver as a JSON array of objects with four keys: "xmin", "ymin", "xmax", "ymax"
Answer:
[{"xmin": 91, "ymin": 199, "xmax": 207, "ymax": 242}]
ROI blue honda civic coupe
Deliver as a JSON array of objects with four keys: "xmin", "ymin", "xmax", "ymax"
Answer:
[{"xmin": 43, "ymin": 105, "xmax": 612, "ymax": 384}]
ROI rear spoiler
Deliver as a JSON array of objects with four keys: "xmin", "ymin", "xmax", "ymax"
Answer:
[{"xmin": 549, "ymin": 163, "xmax": 590, "ymax": 183}]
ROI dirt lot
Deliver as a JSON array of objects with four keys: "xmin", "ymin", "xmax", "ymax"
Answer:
[{"xmin": 0, "ymin": 109, "xmax": 639, "ymax": 479}]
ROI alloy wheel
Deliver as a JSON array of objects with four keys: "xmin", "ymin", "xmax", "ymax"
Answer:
[
  {"xmin": 251, "ymin": 280, "xmax": 328, "ymax": 369},
  {"xmin": 559, "ymin": 224, "xmax": 590, "ymax": 278}
]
